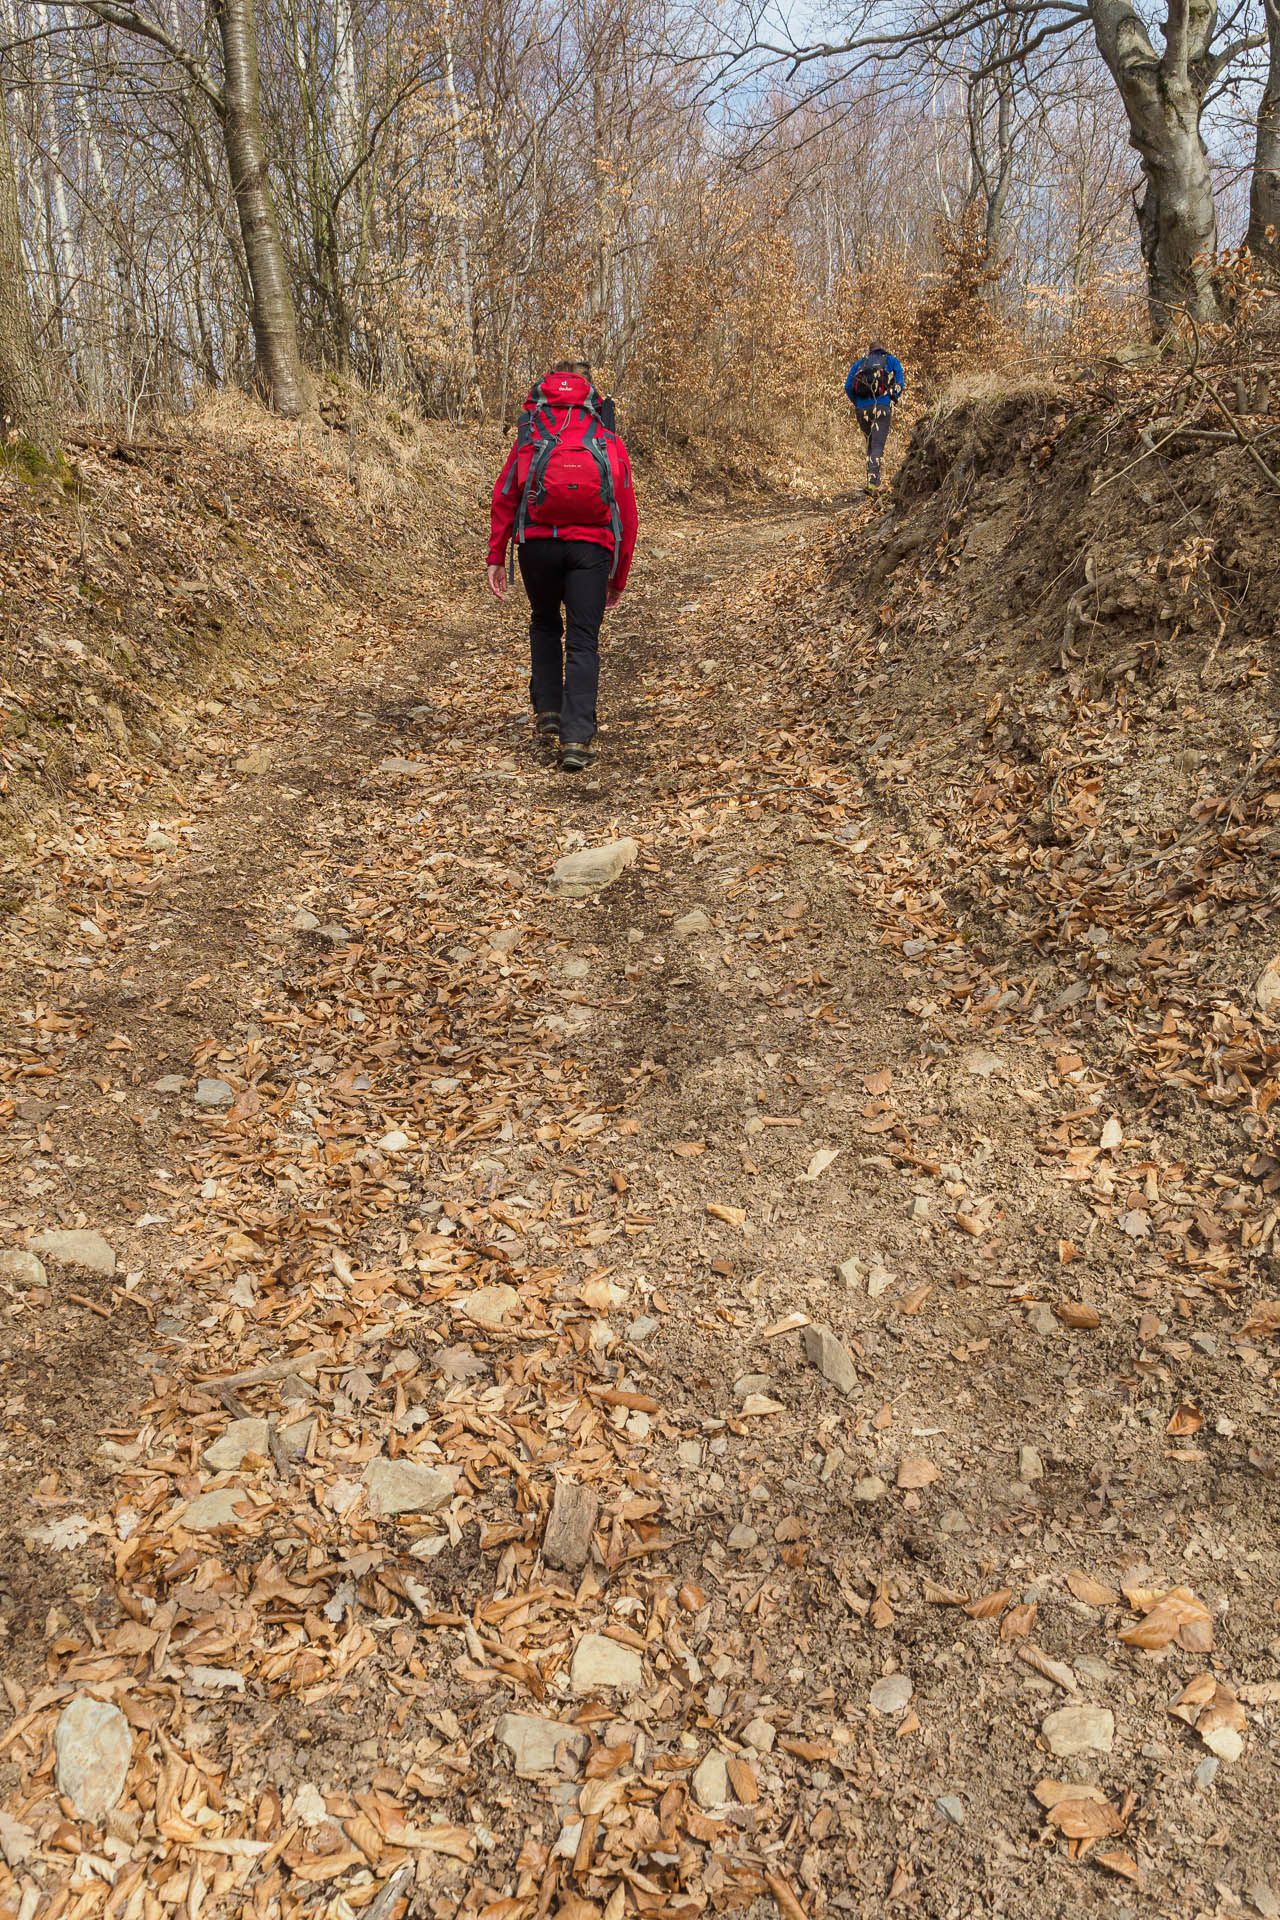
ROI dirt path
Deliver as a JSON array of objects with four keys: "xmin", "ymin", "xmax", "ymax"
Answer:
[{"xmin": 1, "ymin": 498, "xmax": 1276, "ymax": 1920}]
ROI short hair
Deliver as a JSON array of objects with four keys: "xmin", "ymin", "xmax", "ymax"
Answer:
[
  {"xmin": 550, "ymin": 359, "xmax": 592, "ymax": 378},
  {"xmin": 868, "ymin": 340, "xmax": 888, "ymax": 354}
]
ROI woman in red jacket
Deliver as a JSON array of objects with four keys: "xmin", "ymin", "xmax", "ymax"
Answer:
[{"xmin": 487, "ymin": 362, "xmax": 638, "ymax": 773}]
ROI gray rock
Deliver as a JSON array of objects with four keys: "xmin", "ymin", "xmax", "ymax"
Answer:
[
  {"xmin": 727, "ymin": 1524, "xmax": 758, "ymax": 1550},
  {"xmin": 145, "ymin": 827, "xmax": 179, "ymax": 852},
  {"xmin": 960, "ymin": 1048, "xmax": 1005, "ymax": 1078},
  {"xmin": 677, "ymin": 1440, "xmax": 703, "ymax": 1468},
  {"xmin": 234, "ymin": 746, "xmax": 272, "ymax": 775},
  {"xmin": 674, "ymin": 908, "xmax": 712, "ymax": 936},
  {"xmin": 494, "ymin": 1713, "xmax": 589, "ymax": 1775},
  {"xmin": 320, "ymin": 924, "xmax": 353, "ymax": 945},
  {"xmin": 1195, "ymin": 1755, "xmax": 1219, "ymax": 1788},
  {"xmin": 362, "ymin": 1457, "xmax": 455, "ymax": 1517},
  {"xmin": 869, "ymin": 1674, "xmax": 913, "ymax": 1715},
  {"xmin": 936, "ymin": 1795, "xmax": 967, "ymax": 1826},
  {"xmin": 691, "ymin": 1751, "xmax": 729, "ymax": 1808},
  {"xmin": 1249, "ymin": 1882, "xmax": 1280, "ymax": 1918},
  {"xmin": 194, "ymin": 1078, "xmax": 234, "ymax": 1108},
  {"xmin": 180, "ymin": 1488, "xmax": 248, "ymax": 1530},
  {"xmin": 734, "ymin": 1373, "xmax": 772, "ymax": 1399},
  {"xmin": 202, "ymin": 1418, "xmax": 269, "ymax": 1472},
  {"xmin": 29, "ymin": 1229, "xmax": 116, "ymax": 1277},
  {"xmin": 741, "ymin": 1717, "xmax": 775, "ymax": 1753},
  {"xmin": 380, "ymin": 757, "xmax": 431, "ymax": 775},
  {"xmin": 851, "ymin": 1475, "xmax": 888, "ymax": 1503},
  {"xmin": 1026, "ymin": 1305, "xmax": 1058, "ymax": 1337},
  {"xmin": 626, "ymin": 1315, "xmax": 658, "ymax": 1346},
  {"xmin": 54, "ymin": 1696, "xmax": 132, "ymax": 1821},
  {"xmin": 153, "ymin": 1074, "xmax": 186, "ymax": 1094},
  {"xmin": 489, "ymin": 927, "xmax": 523, "ymax": 953},
  {"xmin": 543, "ymin": 1477, "xmax": 599, "ymax": 1572},
  {"xmin": 1018, "ymin": 1444, "xmax": 1045, "ymax": 1483},
  {"xmin": 569, "ymin": 1633, "xmax": 643, "ymax": 1693},
  {"xmin": 801, "ymin": 1324, "xmax": 857, "ymax": 1396},
  {"xmin": 1041, "ymin": 1705, "xmax": 1114, "ymax": 1757},
  {"xmin": 549, "ymin": 837, "xmax": 639, "ymax": 898},
  {"xmin": 0, "ymin": 1250, "xmax": 46, "ymax": 1287},
  {"xmin": 292, "ymin": 909, "xmax": 321, "ymax": 932},
  {"xmin": 836, "ymin": 1257, "xmax": 862, "ymax": 1289}
]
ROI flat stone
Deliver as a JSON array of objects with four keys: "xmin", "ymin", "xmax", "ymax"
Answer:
[
  {"xmin": 145, "ymin": 827, "xmax": 179, "ymax": 852},
  {"xmin": 836, "ymin": 1257, "xmax": 862, "ymax": 1289},
  {"xmin": 869, "ymin": 1673, "xmax": 913, "ymax": 1715},
  {"xmin": 691, "ymin": 1750, "xmax": 729, "ymax": 1808},
  {"xmin": 494, "ymin": 1713, "xmax": 590, "ymax": 1775},
  {"xmin": 54, "ymin": 1696, "xmax": 132, "ymax": 1821},
  {"xmin": 187, "ymin": 1665, "xmax": 245, "ymax": 1692},
  {"xmin": 677, "ymin": 1440, "xmax": 703, "ymax": 1468},
  {"xmin": 292, "ymin": 909, "xmax": 321, "ymax": 932},
  {"xmin": 674, "ymin": 908, "xmax": 712, "ymax": 936},
  {"xmin": 234, "ymin": 746, "xmax": 272, "ymax": 775},
  {"xmin": 1018, "ymin": 1444, "xmax": 1045, "ymax": 1483},
  {"xmin": 851, "ymin": 1475, "xmax": 888, "ymax": 1503},
  {"xmin": 153, "ymin": 1074, "xmax": 186, "ymax": 1094},
  {"xmin": 202, "ymin": 1418, "xmax": 269, "ymax": 1472},
  {"xmin": 960, "ymin": 1048, "xmax": 1005, "ymax": 1078},
  {"xmin": 29, "ymin": 1229, "xmax": 116, "ymax": 1277},
  {"xmin": 1026, "ymin": 1305, "xmax": 1058, "ymax": 1337},
  {"xmin": 1248, "ymin": 1881, "xmax": 1280, "ymax": 1918},
  {"xmin": 459, "ymin": 1284, "xmax": 520, "ymax": 1328},
  {"xmin": 801, "ymin": 1323, "xmax": 858, "ymax": 1396},
  {"xmin": 1041, "ymin": 1705, "xmax": 1114, "ymax": 1757},
  {"xmin": 543, "ymin": 1477, "xmax": 599, "ymax": 1572},
  {"xmin": 626, "ymin": 1315, "xmax": 658, "ymax": 1346},
  {"xmin": 292, "ymin": 1784, "xmax": 328, "ymax": 1827},
  {"xmin": 377, "ymin": 1130, "xmax": 411, "ymax": 1153},
  {"xmin": 569, "ymin": 1633, "xmax": 643, "ymax": 1694},
  {"xmin": 727, "ymin": 1524, "xmax": 758, "ymax": 1550},
  {"xmin": 194, "ymin": 1078, "xmax": 234, "ymax": 1108},
  {"xmin": 380, "ymin": 757, "xmax": 431, "ymax": 775},
  {"xmin": 0, "ymin": 1250, "xmax": 46, "ymax": 1287},
  {"xmin": 362, "ymin": 1457, "xmax": 455, "ymax": 1518},
  {"xmin": 549, "ymin": 837, "xmax": 639, "ymax": 898},
  {"xmin": 319, "ymin": 923, "xmax": 353, "ymax": 945},
  {"xmin": 936, "ymin": 1794, "xmax": 966, "ymax": 1827},
  {"xmin": 742, "ymin": 1717, "xmax": 775, "ymax": 1753},
  {"xmin": 489, "ymin": 928, "xmax": 523, "ymax": 953},
  {"xmin": 734, "ymin": 1373, "xmax": 772, "ymax": 1399},
  {"xmin": 180, "ymin": 1489, "xmax": 248, "ymax": 1530}
]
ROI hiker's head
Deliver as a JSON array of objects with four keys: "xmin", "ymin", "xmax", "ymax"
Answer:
[
  {"xmin": 551, "ymin": 359, "xmax": 592, "ymax": 381},
  {"xmin": 868, "ymin": 341, "xmax": 888, "ymax": 356}
]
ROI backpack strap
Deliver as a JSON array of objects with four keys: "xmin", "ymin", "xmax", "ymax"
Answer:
[
  {"xmin": 515, "ymin": 405, "xmax": 562, "ymax": 545},
  {"xmin": 580, "ymin": 414, "xmax": 623, "ymax": 581}
]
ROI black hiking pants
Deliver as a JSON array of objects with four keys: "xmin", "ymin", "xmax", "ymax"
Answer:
[
  {"xmin": 857, "ymin": 403, "xmax": 892, "ymax": 485},
  {"xmin": 518, "ymin": 538, "xmax": 610, "ymax": 745}
]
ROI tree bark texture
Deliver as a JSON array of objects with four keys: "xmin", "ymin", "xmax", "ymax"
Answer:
[
  {"xmin": 1089, "ymin": 0, "xmax": 1221, "ymax": 333},
  {"xmin": 1247, "ymin": 0, "xmax": 1280, "ymax": 278},
  {"xmin": 214, "ymin": 0, "xmax": 309, "ymax": 414},
  {"xmin": 0, "ymin": 78, "xmax": 56, "ymax": 451}
]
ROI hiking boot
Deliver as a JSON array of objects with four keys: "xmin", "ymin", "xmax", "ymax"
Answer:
[
  {"xmin": 561, "ymin": 741, "xmax": 595, "ymax": 774},
  {"xmin": 864, "ymin": 479, "xmax": 882, "ymax": 494},
  {"xmin": 534, "ymin": 711, "xmax": 560, "ymax": 743}
]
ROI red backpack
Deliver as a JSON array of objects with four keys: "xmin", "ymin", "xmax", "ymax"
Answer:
[{"xmin": 504, "ymin": 372, "xmax": 623, "ymax": 574}]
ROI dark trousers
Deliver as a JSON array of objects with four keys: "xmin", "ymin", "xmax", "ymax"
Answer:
[
  {"xmin": 518, "ymin": 538, "xmax": 609, "ymax": 744},
  {"xmin": 857, "ymin": 403, "xmax": 892, "ymax": 484}
]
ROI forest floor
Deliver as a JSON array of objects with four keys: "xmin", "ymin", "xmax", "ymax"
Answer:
[{"xmin": 1, "ymin": 405, "xmax": 1278, "ymax": 1920}]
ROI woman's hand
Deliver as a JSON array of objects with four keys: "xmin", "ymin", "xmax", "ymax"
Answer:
[
  {"xmin": 487, "ymin": 563, "xmax": 508, "ymax": 599},
  {"xmin": 605, "ymin": 587, "xmax": 621, "ymax": 610}
]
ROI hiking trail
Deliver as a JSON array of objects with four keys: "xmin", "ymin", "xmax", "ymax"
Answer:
[{"xmin": 1, "ymin": 478, "xmax": 1277, "ymax": 1920}]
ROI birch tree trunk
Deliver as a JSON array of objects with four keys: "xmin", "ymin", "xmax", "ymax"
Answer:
[
  {"xmin": 1247, "ymin": 0, "xmax": 1280, "ymax": 278},
  {"xmin": 442, "ymin": 27, "xmax": 481, "ymax": 414},
  {"xmin": 0, "ymin": 79, "xmax": 55, "ymax": 450},
  {"xmin": 214, "ymin": 0, "xmax": 309, "ymax": 413},
  {"xmin": 1089, "ymin": 0, "xmax": 1221, "ymax": 333}
]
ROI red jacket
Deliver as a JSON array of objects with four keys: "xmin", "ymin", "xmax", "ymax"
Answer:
[{"xmin": 488, "ymin": 373, "xmax": 639, "ymax": 593}]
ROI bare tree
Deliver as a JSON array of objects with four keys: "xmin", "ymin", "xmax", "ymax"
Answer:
[
  {"xmin": 0, "ymin": 68, "xmax": 54, "ymax": 447},
  {"xmin": 1248, "ymin": 0, "xmax": 1280, "ymax": 275}
]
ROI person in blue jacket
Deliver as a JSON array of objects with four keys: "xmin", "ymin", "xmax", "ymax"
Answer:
[{"xmin": 845, "ymin": 342, "xmax": 906, "ymax": 492}]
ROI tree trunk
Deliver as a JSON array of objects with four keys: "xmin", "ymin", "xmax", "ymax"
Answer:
[
  {"xmin": 0, "ymin": 78, "xmax": 55, "ymax": 452},
  {"xmin": 1247, "ymin": 0, "xmax": 1280, "ymax": 279},
  {"xmin": 213, "ymin": 0, "xmax": 308, "ymax": 414},
  {"xmin": 1089, "ymin": 0, "xmax": 1221, "ymax": 334}
]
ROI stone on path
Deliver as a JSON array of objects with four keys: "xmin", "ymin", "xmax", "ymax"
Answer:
[
  {"xmin": 180, "ymin": 1488, "xmax": 248, "ymax": 1530},
  {"xmin": 54, "ymin": 1696, "xmax": 132, "ymax": 1820},
  {"xmin": 0, "ymin": 1250, "xmax": 46, "ymax": 1287},
  {"xmin": 549, "ymin": 837, "xmax": 638, "ymax": 898},
  {"xmin": 674, "ymin": 908, "xmax": 712, "ymax": 935},
  {"xmin": 194, "ymin": 1078, "xmax": 234, "ymax": 1108},
  {"xmin": 153, "ymin": 1074, "xmax": 186, "ymax": 1094},
  {"xmin": 1041, "ymin": 1704, "xmax": 1114, "ymax": 1756},
  {"xmin": 1018, "ymin": 1444, "xmax": 1045, "ymax": 1483},
  {"xmin": 569, "ymin": 1633, "xmax": 643, "ymax": 1693},
  {"xmin": 869, "ymin": 1673, "xmax": 913, "ymax": 1716},
  {"xmin": 1026, "ymin": 1304, "xmax": 1058, "ymax": 1337},
  {"xmin": 691, "ymin": 1751, "xmax": 729, "ymax": 1808},
  {"xmin": 543, "ymin": 1477, "xmax": 598, "ymax": 1572},
  {"xmin": 936, "ymin": 1794, "xmax": 967, "ymax": 1826},
  {"xmin": 202, "ymin": 1419, "xmax": 269, "ymax": 1472},
  {"xmin": 380, "ymin": 757, "xmax": 431, "ymax": 776},
  {"xmin": 742, "ymin": 1717, "xmax": 775, "ymax": 1753},
  {"xmin": 362, "ymin": 1457, "xmax": 455, "ymax": 1518},
  {"xmin": 727, "ymin": 1524, "xmax": 757, "ymax": 1550},
  {"xmin": 1257, "ymin": 957, "xmax": 1280, "ymax": 1016},
  {"xmin": 29, "ymin": 1229, "xmax": 116, "ymax": 1277},
  {"xmin": 292, "ymin": 909, "xmax": 321, "ymax": 932},
  {"xmin": 459, "ymin": 1284, "xmax": 520, "ymax": 1328},
  {"xmin": 494, "ymin": 1713, "xmax": 589, "ymax": 1775},
  {"xmin": 801, "ymin": 1323, "xmax": 858, "ymax": 1396},
  {"xmin": 145, "ymin": 827, "xmax": 178, "ymax": 852},
  {"xmin": 852, "ymin": 1475, "xmax": 888, "ymax": 1503}
]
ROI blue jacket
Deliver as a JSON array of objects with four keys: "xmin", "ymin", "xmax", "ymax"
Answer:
[{"xmin": 846, "ymin": 353, "xmax": 905, "ymax": 411}]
